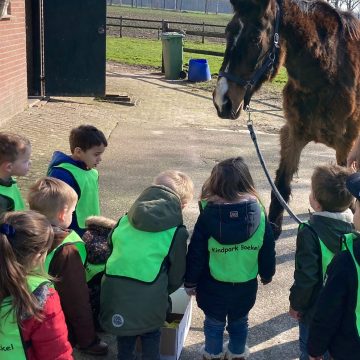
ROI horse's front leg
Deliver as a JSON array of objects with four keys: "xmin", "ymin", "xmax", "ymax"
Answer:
[{"xmin": 269, "ymin": 124, "xmax": 309, "ymax": 239}]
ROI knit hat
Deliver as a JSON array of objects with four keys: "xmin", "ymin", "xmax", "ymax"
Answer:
[{"xmin": 82, "ymin": 216, "xmax": 116, "ymax": 264}]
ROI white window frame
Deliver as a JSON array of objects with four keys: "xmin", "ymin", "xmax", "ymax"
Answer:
[{"xmin": 0, "ymin": 0, "xmax": 11, "ymax": 20}]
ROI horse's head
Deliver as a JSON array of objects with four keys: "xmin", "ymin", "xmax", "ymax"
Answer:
[{"xmin": 213, "ymin": 0, "xmax": 281, "ymax": 119}]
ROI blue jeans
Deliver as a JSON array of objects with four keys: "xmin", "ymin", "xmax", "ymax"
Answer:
[
  {"xmin": 204, "ymin": 315, "xmax": 248, "ymax": 356},
  {"xmin": 299, "ymin": 323, "xmax": 330, "ymax": 360},
  {"xmin": 117, "ymin": 329, "xmax": 161, "ymax": 360}
]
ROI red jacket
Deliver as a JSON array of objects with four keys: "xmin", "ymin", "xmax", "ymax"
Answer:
[{"xmin": 21, "ymin": 287, "xmax": 73, "ymax": 360}]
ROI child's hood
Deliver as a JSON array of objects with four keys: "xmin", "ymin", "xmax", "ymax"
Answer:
[
  {"xmin": 309, "ymin": 210, "xmax": 355, "ymax": 253},
  {"xmin": 48, "ymin": 151, "xmax": 86, "ymax": 171},
  {"xmin": 127, "ymin": 185, "xmax": 183, "ymax": 232},
  {"xmin": 200, "ymin": 199, "xmax": 262, "ymax": 245}
]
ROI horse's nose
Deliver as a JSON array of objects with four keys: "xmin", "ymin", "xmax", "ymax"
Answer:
[{"xmin": 213, "ymin": 90, "xmax": 233, "ymax": 119}]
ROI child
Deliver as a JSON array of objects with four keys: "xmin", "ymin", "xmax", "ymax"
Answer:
[
  {"xmin": 100, "ymin": 170, "xmax": 194, "ymax": 360},
  {"xmin": 47, "ymin": 124, "xmax": 107, "ymax": 236},
  {"xmin": 82, "ymin": 215, "xmax": 115, "ymax": 330},
  {"xmin": 27, "ymin": 177, "xmax": 108, "ymax": 356},
  {"xmin": 0, "ymin": 132, "xmax": 31, "ymax": 214},
  {"xmin": 0, "ymin": 210, "xmax": 72, "ymax": 359},
  {"xmin": 307, "ymin": 172, "xmax": 360, "ymax": 360},
  {"xmin": 289, "ymin": 164, "xmax": 354, "ymax": 360},
  {"xmin": 185, "ymin": 157, "xmax": 276, "ymax": 360}
]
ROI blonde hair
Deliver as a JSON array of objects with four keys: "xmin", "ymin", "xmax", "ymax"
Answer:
[
  {"xmin": 28, "ymin": 177, "xmax": 78, "ymax": 221},
  {"xmin": 0, "ymin": 132, "xmax": 31, "ymax": 165},
  {"xmin": 0, "ymin": 211, "xmax": 53, "ymax": 325},
  {"xmin": 153, "ymin": 170, "xmax": 194, "ymax": 206}
]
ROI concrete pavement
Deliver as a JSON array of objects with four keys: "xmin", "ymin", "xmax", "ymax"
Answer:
[{"xmin": 1, "ymin": 63, "xmax": 337, "ymax": 360}]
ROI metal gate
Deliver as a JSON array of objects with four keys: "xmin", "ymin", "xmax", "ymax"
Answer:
[{"xmin": 31, "ymin": 0, "xmax": 106, "ymax": 96}]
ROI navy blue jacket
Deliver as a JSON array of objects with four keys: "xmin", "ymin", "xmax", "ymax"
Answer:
[
  {"xmin": 47, "ymin": 151, "xmax": 88, "ymax": 237},
  {"xmin": 308, "ymin": 234, "xmax": 360, "ymax": 359},
  {"xmin": 185, "ymin": 199, "xmax": 276, "ymax": 322}
]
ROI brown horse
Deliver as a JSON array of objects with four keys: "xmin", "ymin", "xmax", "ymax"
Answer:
[{"xmin": 213, "ymin": 0, "xmax": 360, "ymax": 239}]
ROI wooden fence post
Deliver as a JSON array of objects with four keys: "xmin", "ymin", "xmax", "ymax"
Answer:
[
  {"xmin": 161, "ymin": 20, "xmax": 169, "ymax": 74},
  {"xmin": 202, "ymin": 21, "xmax": 205, "ymax": 43},
  {"xmin": 120, "ymin": 16, "xmax": 123, "ymax": 38}
]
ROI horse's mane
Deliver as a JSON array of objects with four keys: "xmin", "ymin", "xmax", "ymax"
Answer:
[{"xmin": 294, "ymin": 0, "xmax": 360, "ymax": 39}]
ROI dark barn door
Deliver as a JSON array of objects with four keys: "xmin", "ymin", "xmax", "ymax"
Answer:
[{"xmin": 32, "ymin": 0, "xmax": 106, "ymax": 96}]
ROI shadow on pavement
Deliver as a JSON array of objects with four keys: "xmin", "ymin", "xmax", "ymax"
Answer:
[
  {"xmin": 276, "ymin": 251, "xmax": 295, "ymax": 265},
  {"xmin": 249, "ymin": 339, "xmax": 299, "ymax": 359},
  {"xmin": 248, "ymin": 313, "xmax": 297, "ymax": 348}
]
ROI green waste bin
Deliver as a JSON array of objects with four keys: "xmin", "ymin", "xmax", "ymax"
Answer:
[{"xmin": 161, "ymin": 32, "xmax": 185, "ymax": 80}]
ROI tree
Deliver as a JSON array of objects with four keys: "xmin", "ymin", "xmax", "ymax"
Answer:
[{"xmin": 327, "ymin": 0, "xmax": 360, "ymax": 10}]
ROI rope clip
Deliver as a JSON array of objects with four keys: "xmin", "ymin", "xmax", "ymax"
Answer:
[{"xmin": 246, "ymin": 105, "xmax": 253, "ymax": 126}]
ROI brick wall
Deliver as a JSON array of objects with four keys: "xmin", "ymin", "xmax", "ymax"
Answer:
[{"xmin": 0, "ymin": 0, "xmax": 28, "ymax": 125}]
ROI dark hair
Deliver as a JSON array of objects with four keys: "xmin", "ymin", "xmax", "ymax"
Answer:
[
  {"xmin": 69, "ymin": 125, "xmax": 107, "ymax": 153},
  {"xmin": 312, "ymin": 164, "xmax": 354, "ymax": 212},
  {"xmin": 0, "ymin": 132, "xmax": 31, "ymax": 165},
  {"xmin": 201, "ymin": 157, "xmax": 259, "ymax": 201},
  {"xmin": 0, "ymin": 211, "xmax": 54, "ymax": 325}
]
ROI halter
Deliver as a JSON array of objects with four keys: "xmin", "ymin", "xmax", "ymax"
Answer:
[{"xmin": 219, "ymin": 2, "xmax": 281, "ymax": 109}]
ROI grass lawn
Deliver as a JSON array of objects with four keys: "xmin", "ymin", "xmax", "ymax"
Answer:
[
  {"xmin": 107, "ymin": 36, "xmax": 287, "ymax": 88},
  {"xmin": 107, "ymin": 36, "xmax": 225, "ymax": 72}
]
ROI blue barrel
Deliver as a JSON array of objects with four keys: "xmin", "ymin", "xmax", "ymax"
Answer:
[{"xmin": 188, "ymin": 59, "xmax": 211, "ymax": 82}]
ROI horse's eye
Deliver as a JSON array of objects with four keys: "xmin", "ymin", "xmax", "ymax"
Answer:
[{"xmin": 250, "ymin": 36, "xmax": 258, "ymax": 43}]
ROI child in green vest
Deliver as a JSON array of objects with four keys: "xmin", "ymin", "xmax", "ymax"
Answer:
[
  {"xmin": 100, "ymin": 170, "xmax": 194, "ymax": 360},
  {"xmin": 0, "ymin": 210, "xmax": 72, "ymax": 359},
  {"xmin": 47, "ymin": 124, "xmax": 108, "ymax": 237},
  {"xmin": 307, "ymin": 172, "xmax": 360, "ymax": 360},
  {"xmin": 27, "ymin": 177, "xmax": 108, "ymax": 356},
  {"xmin": 185, "ymin": 157, "xmax": 276, "ymax": 360},
  {"xmin": 0, "ymin": 132, "xmax": 31, "ymax": 214},
  {"xmin": 289, "ymin": 164, "xmax": 354, "ymax": 360}
]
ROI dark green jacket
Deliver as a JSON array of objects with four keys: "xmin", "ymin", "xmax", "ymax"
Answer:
[
  {"xmin": 0, "ymin": 178, "xmax": 17, "ymax": 214},
  {"xmin": 100, "ymin": 185, "xmax": 189, "ymax": 336},
  {"xmin": 289, "ymin": 210, "xmax": 354, "ymax": 324}
]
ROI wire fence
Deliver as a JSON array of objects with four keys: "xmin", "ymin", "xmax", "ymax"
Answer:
[{"xmin": 107, "ymin": 0, "xmax": 233, "ymax": 14}]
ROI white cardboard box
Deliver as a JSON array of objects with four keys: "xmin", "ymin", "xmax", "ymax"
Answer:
[
  {"xmin": 136, "ymin": 287, "xmax": 192, "ymax": 360},
  {"xmin": 160, "ymin": 288, "xmax": 193, "ymax": 360}
]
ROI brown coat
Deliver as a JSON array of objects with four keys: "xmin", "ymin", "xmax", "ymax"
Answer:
[{"xmin": 49, "ymin": 226, "xmax": 96, "ymax": 348}]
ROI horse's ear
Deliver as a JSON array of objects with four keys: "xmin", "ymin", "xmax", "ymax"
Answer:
[{"xmin": 230, "ymin": 0, "xmax": 271, "ymax": 17}]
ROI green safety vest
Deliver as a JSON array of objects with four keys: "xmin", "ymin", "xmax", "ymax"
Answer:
[
  {"xmin": 0, "ymin": 181, "xmax": 25, "ymax": 211},
  {"xmin": 0, "ymin": 276, "xmax": 50, "ymax": 359},
  {"xmin": 45, "ymin": 231, "xmax": 87, "ymax": 272},
  {"xmin": 199, "ymin": 200, "xmax": 207, "ymax": 212},
  {"xmin": 105, "ymin": 215, "xmax": 178, "ymax": 283},
  {"xmin": 208, "ymin": 207, "xmax": 265, "ymax": 283},
  {"xmin": 299, "ymin": 222, "xmax": 340, "ymax": 280},
  {"xmin": 342, "ymin": 233, "xmax": 360, "ymax": 336},
  {"xmin": 53, "ymin": 163, "xmax": 100, "ymax": 230},
  {"xmin": 85, "ymin": 262, "xmax": 105, "ymax": 283}
]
